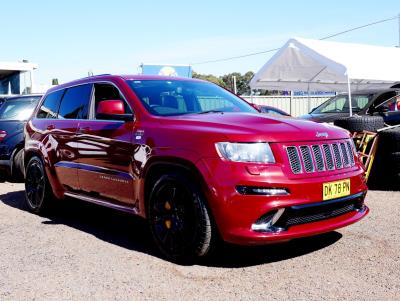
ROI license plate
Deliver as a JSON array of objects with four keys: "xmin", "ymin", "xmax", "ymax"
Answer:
[{"xmin": 323, "ymin": 179, "xmax": 351, "ymax": 201}]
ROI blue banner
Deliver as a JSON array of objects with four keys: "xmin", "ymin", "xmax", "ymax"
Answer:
[{"xmin": 141, "ymin": 64, "xmax": 192, "ymax": 78}]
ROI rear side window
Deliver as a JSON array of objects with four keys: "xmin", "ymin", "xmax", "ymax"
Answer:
[
  {"xmin": 37, "ymin": 90, "xmax": 64, "ymax": 118},
  {"xmin": 58, "ymin": 84, "xmax": 92, "ymax": 119}
]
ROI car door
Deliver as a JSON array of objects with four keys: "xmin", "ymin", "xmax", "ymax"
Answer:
[
  {"xmin": 76, "ymin": 82, "xmax": 137, "ymax": 206},
  {"xmin": 32, "ymin": 88, "xmax": 77, "ymax": 191},
  {"xmin": 51, "ymin": 84, "xmax": 93, "ymax": 191}
]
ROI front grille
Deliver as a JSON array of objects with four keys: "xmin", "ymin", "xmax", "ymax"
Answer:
[
  {"xmin": 286, "ymin": 140, "xmax": 355, "ymax": 174},
  {"xmin": 273, "ymin": 192, "xmax": 365, "ymax": 229},
  {"xmin": 285, "ymin": 204, "xmax": 355, "ymax": 226}
]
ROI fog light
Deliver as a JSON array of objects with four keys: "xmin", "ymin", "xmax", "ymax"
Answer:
[
  {"xmin": 236, "ymin": 186, "xmax": 289, "ymax": 196},
  {"xmin": 251, "ymin": 208, "xmax": 286, "ymax": 232}
]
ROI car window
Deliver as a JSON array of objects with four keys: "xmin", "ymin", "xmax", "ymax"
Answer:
[
  {"xmin": 93, "ymin": 83, "xmax": 132, "ymax": 119},
  {"xmin": 0, "ymin": 100, "xmax": 38, "ymax": 120},
  {"xmin": 37, "ymin": 90, "xmax": 65, "ymax": 119},
  {"xmin": 58, "ymin": 84, "xmax": 92, "ymax": 119},
  {"xmin": 127, "ymin": 80, "xmax": 257, "ymax": 116},
  {"xmin": 313, "ymin": 94, "xmax": 371, "ymax": 114},
  {"xmin": 378, "ymin": 95, "xmax": 400, "ymax": 111}
]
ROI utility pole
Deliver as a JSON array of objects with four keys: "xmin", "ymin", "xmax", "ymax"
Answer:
[{"xmin": 233, "ymin": 75, "xmax": 237, "ymax": 94}]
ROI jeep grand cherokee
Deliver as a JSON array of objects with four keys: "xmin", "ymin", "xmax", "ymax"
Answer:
[{"xmin": 24, "ymin": 75, "xmax": 368, "ymax": 262}]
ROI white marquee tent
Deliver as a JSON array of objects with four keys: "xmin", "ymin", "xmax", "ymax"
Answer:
[{"xmin": 250, "ymin": 38, "xmax": 400, "ymax": 115}]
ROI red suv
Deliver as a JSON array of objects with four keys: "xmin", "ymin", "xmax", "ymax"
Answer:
[{"xmin": 24, "ymin": 75, "xmax": 368, "ymax": 262}]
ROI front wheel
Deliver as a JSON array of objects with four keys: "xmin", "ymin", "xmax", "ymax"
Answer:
[
  {"xmin": 148, "ymin": 172, "xmax": 214, "ymax": 263},
  {"xmin": 25, "ymin": 156, "xmax": 54, "ymax": 214}
]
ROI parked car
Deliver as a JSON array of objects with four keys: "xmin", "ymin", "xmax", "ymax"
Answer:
[
  {"xmin": 300, "ymin": 89, "xmax": 400, "ymax": 125},
  {"xmin": 24, "ymin": 75, "xmax": 368, "ymax": 263},
  {"xmin": 256, "ymin": 104, "xmax": 290, "ymax": 116},
  {"xmin": 0, "ymin": 95, "xmax": 42, "ymax": 182}
]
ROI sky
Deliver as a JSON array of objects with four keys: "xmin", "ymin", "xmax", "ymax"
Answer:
[{"xmin": 2, "ymin": 1, "xmax": 400, "ymax": 86}]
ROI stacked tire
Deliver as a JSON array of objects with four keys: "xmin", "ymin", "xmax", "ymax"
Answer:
[
  {"xmin": 368, "ymin": 128, "xmax": 400, "ymax": 191},
  {"xmin": 333, "ymin": 115, "xmax": 385, "ymax": 133}
]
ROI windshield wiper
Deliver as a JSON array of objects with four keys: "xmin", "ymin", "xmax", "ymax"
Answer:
[{"xmin": 197, "ymin": 110, "xmax": 224, "ymax": 114}]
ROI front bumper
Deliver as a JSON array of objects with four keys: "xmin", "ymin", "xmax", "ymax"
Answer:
[{"xmin": 197, "ymin": 158, "xmax": 368, "ymax": 245}]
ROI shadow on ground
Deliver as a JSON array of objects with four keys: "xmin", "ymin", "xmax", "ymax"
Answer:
[{"xmin": 0, "ymin": 189, "xmax": 342, "ymax": 268}]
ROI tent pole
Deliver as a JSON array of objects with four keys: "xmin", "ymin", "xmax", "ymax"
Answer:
[{"xmin": 347, "ymin": 75, "xmax": 353, "ymax": 117}]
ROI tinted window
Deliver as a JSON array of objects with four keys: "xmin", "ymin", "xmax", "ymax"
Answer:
[
  {"xmin": 37, "ymin": 90, "xmax": 64, "ymax": 118},
  {"xmin": 127, "ymin": 80, "xmax": 257, "ymax": 116},
  {"xmin": 58, "ymin": 84, "xmax": 92, "ymax": 119}
]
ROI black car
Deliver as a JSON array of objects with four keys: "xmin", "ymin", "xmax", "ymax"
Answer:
[
  {"xmin": 0, "ymin": 95, "xmax": 42, "ymax": 182},
  {"xmin": 300, "ymin": 89, "xmax": 400, "ymax": 125}
]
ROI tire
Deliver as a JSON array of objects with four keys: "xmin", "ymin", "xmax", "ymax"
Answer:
[
  {"xmin": 24, "ymin": 156, "xmax": 54, "ymax": 214},
  {"xmin": 12, "ymin": 149, "xmax": 25, "ymax": 182},
  {"xmin": 147, "ymin": 172, "xmax": 213, "ymax": 263},
  {"xmin": 368, "ymin": 150, "xmax": 400, "ymax": 190},
  {"xmin": 377, "ymin": 128, "xmax": 400, "ymax": 153},
  {"xmin": 334, "ymin": 115, "xmax": 385, "ymax": 133},
  {"xmin": 389, "ymin": 152, "xmax": 400, "ymax": 172}
]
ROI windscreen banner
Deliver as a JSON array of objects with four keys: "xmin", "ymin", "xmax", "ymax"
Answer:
[{"xmin": 141, "ymin": 64, "xmax": 192, "ymax": 78}]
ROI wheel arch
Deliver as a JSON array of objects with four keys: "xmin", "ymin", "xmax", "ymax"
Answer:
[{"xmin": 142, "ymin": 157, "xmax": 212, "ymax": 218}]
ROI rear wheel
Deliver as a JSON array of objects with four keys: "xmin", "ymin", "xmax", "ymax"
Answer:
[
  {"xmin": 147, "ymin": 172, "xmax": 213, "ymax": 263},
  {"xmin": 25, "ymin": 156, "xmax": 54, "ymax": 214}
]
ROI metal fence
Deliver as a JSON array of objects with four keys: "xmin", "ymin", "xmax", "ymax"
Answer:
[{"xmin": 241, "ymin": 95, "xmax": 332, "ymax": 117}]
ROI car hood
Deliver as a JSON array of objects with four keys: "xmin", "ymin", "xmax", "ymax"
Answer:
[{"xmin": 160, "ymin": 113, "xmax": 349, "ymax": 143}]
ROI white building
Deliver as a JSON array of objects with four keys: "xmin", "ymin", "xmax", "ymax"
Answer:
[{"xmin": 0, "ymin": 61, "xmax": 38, "ymax": 95}]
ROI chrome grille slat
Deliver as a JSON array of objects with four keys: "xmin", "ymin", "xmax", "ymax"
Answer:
[
  {"xmin": 299, "ymin": 146, "xmax": 314, "ymax": 173},
  {"xmin": 346, "ymin": 141, "xmax": 355, "ymax": 166},
  {"xmin": 286, "ymin": 139, "xmax": 355, "ymax": 174},
  {"xmin": 340, "ymin": 142, "xmax": 350, "ymax": 167},
  {"xmin": 286, "ymin": 146, "xmax": 302, "ymax": 174},
  {"xmin": 312, "ymin": 145, "xmax": 325, "ymax": 171},
  {"xmin": 332, "ymin": 143, "xmax": 343, "ymax": 169},
  {"xmin": 322, "ymin": 144, "xmax": 335, "ymax": 171}
]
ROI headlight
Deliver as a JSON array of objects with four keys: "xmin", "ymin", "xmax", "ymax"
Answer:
[{"xmin": 216, "ymin": 142, "xmax": 275, "ymax": 163}]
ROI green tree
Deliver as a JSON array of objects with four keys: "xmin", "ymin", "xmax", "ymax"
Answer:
[
  {"xmin": 192, "ymin": 71, "xmax": 255, "ymax": 95},
  {"xmin": 192, "ymin": 71, "xmax": 226, "ymax": 87}
]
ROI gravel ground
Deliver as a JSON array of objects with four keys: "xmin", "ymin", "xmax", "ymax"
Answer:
[{"xmin": 0, "ymin": 183, "xmax": 399, "ymax": 301}]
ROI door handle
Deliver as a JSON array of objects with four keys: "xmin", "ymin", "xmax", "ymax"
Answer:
[{"xmin": 47, "ymin": 124, "xmax": 55, "ymax": 130}]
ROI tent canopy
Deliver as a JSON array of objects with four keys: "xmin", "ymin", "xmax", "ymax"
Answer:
[{"xmin": 250, "ymin": 38, "xmax": 400, "ymax": 92}]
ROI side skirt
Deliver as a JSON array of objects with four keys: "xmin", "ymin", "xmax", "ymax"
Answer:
[{"xmin": 64, "ymin": 192, "xmax": 138, "ymax": 214}]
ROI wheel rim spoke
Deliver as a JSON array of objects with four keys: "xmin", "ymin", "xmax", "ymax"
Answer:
[{"xmin": 151, "ymin": 181, "xmax": 197, "ymax": 255}]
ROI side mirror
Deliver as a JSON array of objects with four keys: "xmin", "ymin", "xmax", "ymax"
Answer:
[{"xmin": 96, "ymin": 100, "xmax": 133, "ymax": 121}]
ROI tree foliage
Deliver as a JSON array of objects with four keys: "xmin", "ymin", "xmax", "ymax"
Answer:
[{"xmin": 192, "ymin": 71, "xmax": 254, "ymax": 95}]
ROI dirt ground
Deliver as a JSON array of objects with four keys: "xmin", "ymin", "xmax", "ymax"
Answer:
[{"xmin": 0, "ymin": 182, "xmax": 399, "ymax": 300}]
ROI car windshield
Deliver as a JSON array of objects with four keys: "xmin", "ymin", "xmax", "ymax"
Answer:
[
  {"xmin": 0, "ymin": 98, "xmax": 39, "ymax": 120},
  {"xmin": 127, "ymin": 80, "xmax": 257, "ymax": 116},
  {"xmin": 312, "ymin": 94, "xmax": 371, "ymax": 114}
]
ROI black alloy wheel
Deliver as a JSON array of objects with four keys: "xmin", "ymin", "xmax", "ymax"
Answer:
[
  {"xmin": 148, "ymin": 172, "xmax": 213, "ymax": 263},
  {"xmin": 25, "ymin": 156, "xmax": 52, "ymax": 214}
]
